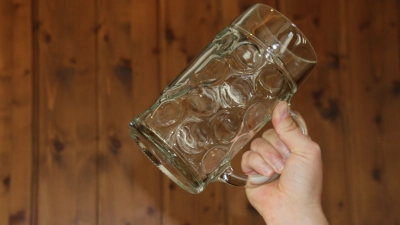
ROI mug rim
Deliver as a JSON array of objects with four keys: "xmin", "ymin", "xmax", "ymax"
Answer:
[{"xmin": 233, "ymin": 3, "xmax": 318, "ymax": 64}]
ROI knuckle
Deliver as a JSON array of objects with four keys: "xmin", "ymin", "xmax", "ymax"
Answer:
[
  {"xmin": 262, "ymin": 149, "xmax": 275, "ymax": 159},
  {"xmin": 276, "ymin": 119, "xmax": 298, "ymax": 136},
  {"xmin": 264, "ymin": 167, "xmax": 275, "ymax": 177},
  {"xmin": 309, "ymin": 141, "xmax": 321, "ymax": 152},
  {"xmin": 241, "ymin": 151, "xmax": 252, "ymax": 168},
  {"xmin": 250, "ymin": 138, "xmax": 264, "ymax": 151},
  {"xmin": 285, "ymin": 119, "xmax": 298, "ymax": 133},
  {"xmin": 242, "ymin": 150, "xmax": 252, "ymax": 159},
  {"xmin": 307, "ymin": 142, "xmax": 322, "ymax": 158},
  {"xmin": 248, "ymin": 151, "xmax": 260, "ymax": 161},
  {"xmin": 262, "ymin": 129, "xmax": 275, "ymax": 139}
]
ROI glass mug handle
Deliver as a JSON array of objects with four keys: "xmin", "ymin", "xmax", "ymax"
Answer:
[{"xmin": 217, "ymin": 107, "xmax": 308, "ymax": 186}]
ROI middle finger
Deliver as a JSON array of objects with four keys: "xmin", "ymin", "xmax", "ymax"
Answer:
[
  {"xmin": 262, "ymin": 129, "xmax": 290, "ymax": 159},
  {"xmin": 250, "ymin": 137, "xmax": 285, "ymax": 174}
]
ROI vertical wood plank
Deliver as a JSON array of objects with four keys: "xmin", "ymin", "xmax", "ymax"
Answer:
[
  {"xmin": 36, "ymin": 0, "xmax": 98, "ymax": 224},
  {"xmin": 279, "ymin": 0, "xmax": 353, "ymax": 224},
  {"xmin": 223, "ymin": 1, "xmax": 280, "ymax": 225},
  {"xmin": 0, "ymin": 1, "xmax": 12, "ymax": 218},
  {"xmin": 0, "ymin": 0, "xmax": 33, "ymax": 224},
  {"xmin": 159, "ymin": 1, "xmax": 283, "ymax": 225},
  {"xmin": 345, "ymin": 0, "xmax": 400, "ymax": 224},
  {"xmin": 96, "ymin": 0, "xmax": 162, "ymax": 224},
  {"xmin": 159, "ymin": 1, "xmax": 229, "ymax": 224}
]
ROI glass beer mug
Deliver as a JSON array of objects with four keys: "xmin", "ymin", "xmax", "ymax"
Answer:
[{"xmin": 129, "ymin": 4, "xmax": 317, "ymax": 194}]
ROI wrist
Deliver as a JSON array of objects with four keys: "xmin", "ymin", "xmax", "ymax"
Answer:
[{"xmin": 261, "ymin": 202, "xmax": 328, "ymax": 225}]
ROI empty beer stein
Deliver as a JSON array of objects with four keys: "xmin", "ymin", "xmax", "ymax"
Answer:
[{"xmin": 129, "ymin": 4, "xmax": 317, "ymax": 194}]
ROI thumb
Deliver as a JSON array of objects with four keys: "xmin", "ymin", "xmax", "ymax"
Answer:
[{"xmin": 271, "ymin": 101, "xmax": 311, "ymax": 155}]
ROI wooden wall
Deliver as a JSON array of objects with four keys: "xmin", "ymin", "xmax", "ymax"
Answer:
[{"xmin": 0, "ymin": 0, "xmax": 399, "ymax": 224}]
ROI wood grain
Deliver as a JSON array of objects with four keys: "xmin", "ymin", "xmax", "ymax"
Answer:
[
  {"xmin": 345, "ymin": 0, "xmax": 400, "ymax": 224},
  {"xmin": 158, "ymin": 1, "xmax": 243, "ymax": 224},
  {"xmin": 159, "ymin": 1, "xmax": 225, "ymax": 224},
  {"xmin": 36, "ymin": 0, "xmax": 98, "ymax": 224},
  {"xmin": 0, "ymin": 0, "xmax": 399, "ymax": 224},
  {"xmin": 224, "ymin": 2, "xmax": 283, "ymax": 225},
  {"xmin": 97, "ymin": 0, "xmax": 162, "ymax": 224},
  {"xmin": 279, "ymin": 0, "xmax": 353, "ymax": 224},
  {"xmin": 0, "ymin": 0, "xmax": 33, "ymax": 224}
]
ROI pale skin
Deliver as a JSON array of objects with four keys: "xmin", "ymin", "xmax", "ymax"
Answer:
[{"xmin": 241, "ymin": 101, "xmax": 329, "ymax": 225}]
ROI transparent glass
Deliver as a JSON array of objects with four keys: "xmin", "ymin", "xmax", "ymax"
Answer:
[{"xmin": 129, "ymin": 4, "xmax": 317, "ymax": 194}]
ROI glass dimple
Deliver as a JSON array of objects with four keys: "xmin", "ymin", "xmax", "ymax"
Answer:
[
  {"xmin": 149, "ymin": 100, "xmax": 183, "ymax": 128},
  {"xmin": 163, "ymin": 84, "xmax": 191, "ymax": 100},
  {"xmin": 229, "ymin": 43, "xmax": 263, "ymax": 73},
  {"xmin": 244, "ymin": 101, "xmax": 271, "ymax": 131},
  {"xmin": 184, "ymin": 87, "xmax": 220, "ymax": 117},
  {"xmin": 230, "ymin": 134, "xmax": 251, "ymax": 157},
  {"xmin": 220, "ymin": 75, "xmax": 254, "ymax": 108},
  {"xmin": 201, "ymin": 145, "xmax": 228, "ymax": 174},
  {"xmin": 176, "ymin": 120, "xmax": 210, "ymax": 155},
  {"xmin": 214, "ymin": 28, "xmax": 238, "ymax": 53},
  {"xmin": 256, "ymin": 65, "xmax": 284, "ymax": 98},
  {"xmin": 211, "ymin": 109, "xmax": 242, "ymax": 143},
  {"xmin": 190, "ymin": 58, "xmax": 228, "ymax": 87}
]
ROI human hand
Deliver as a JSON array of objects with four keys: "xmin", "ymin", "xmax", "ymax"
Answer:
[{"xmin": 241, "ymin": 101, "xmax": 328, "ymax": 225}]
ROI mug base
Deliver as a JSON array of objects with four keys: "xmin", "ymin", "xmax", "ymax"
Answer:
[{"xmin": 129, "ymin": 119, "xmax": 205, "ymax": 194}]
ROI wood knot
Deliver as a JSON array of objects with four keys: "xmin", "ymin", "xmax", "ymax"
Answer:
[
  {"xmin": 312, "ymin": 17, "xmax": 320, "ymax": 27},
  {"xmin": 168, "ymin": 182, "xmax": 175, "ymax": 190},
  {"xmin": 114, "ymin": 58, "xmax": 133, "ymax": 91},
  {"xmin": 374, "ymin": 114, "xmax": 383, "ymax": 128},
  {"xmin": 9, "ymin": 211, "xmax": 26, "ymax": 224},
  {"xmin": 3, "ymin": 176, "xmax": 10, "ymax": 191},
  {"xmin": 391, "ymin": 80, "xmax": 400, "ymax": 97},
  {"xmin": 109, "ymin": 137, "xmax": 121, "ymax": 155},
  {"xmin": 147, "ymin": 206, "xmax": 156, "ymax": 215},
  {"xmin": 312, "ymin": 90, "xmax": 340, "ymax": 122},
  {"xmin": 44, "ymin": 33, "xmax": 52, "ymax": 43},
  {"xmin": 359, "ymin": 20, "xmax": 371, "ymax": 31},
  {"xmin": 55, "ymin": 66, "xmax": 75, "ymax": 83},
  {"xmin": 70, "ymin": 58, "xmax": 77, "ymax": 64},
  {"xmin": 165, "ymin": 27, "xmax": 176, "ymax": 43},
  {"xmin": 326, "ymin": 52, "xmax": 340, "ymax": 69},
  {"xmin": 92, "ymin": 23, "xmax": 102, "ymax": 34},
  {"xmin": 53, "ymin": 138, "xmax": 64, "ymax": 153},
  {"xmin": 372, "ymin": 168, "xmax": 382, "ymax": 182}
]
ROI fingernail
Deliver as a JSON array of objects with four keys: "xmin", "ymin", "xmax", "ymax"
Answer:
[
  {"xmin": 249, "ymin": 174, "xmax": 271, "ymax": 185},
  {"xmin": 280, "ymin": 102, "xmax": 289, "ymax": 118},
  {"xmin": 263, "ymin": 166, "xmax": 273, "ymax": 177},
  {"xmin": 275, "ymin": 159, "xmax": 285, "ymax": 173},
  {"xmin": 283, "ymin": 150, "xmax": 291, "ymax": 159}
]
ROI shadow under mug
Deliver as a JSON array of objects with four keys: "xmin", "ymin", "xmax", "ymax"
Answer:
[{"xmin": 129, "ymin": 4, "xmax": 317, "ymax": 194}]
